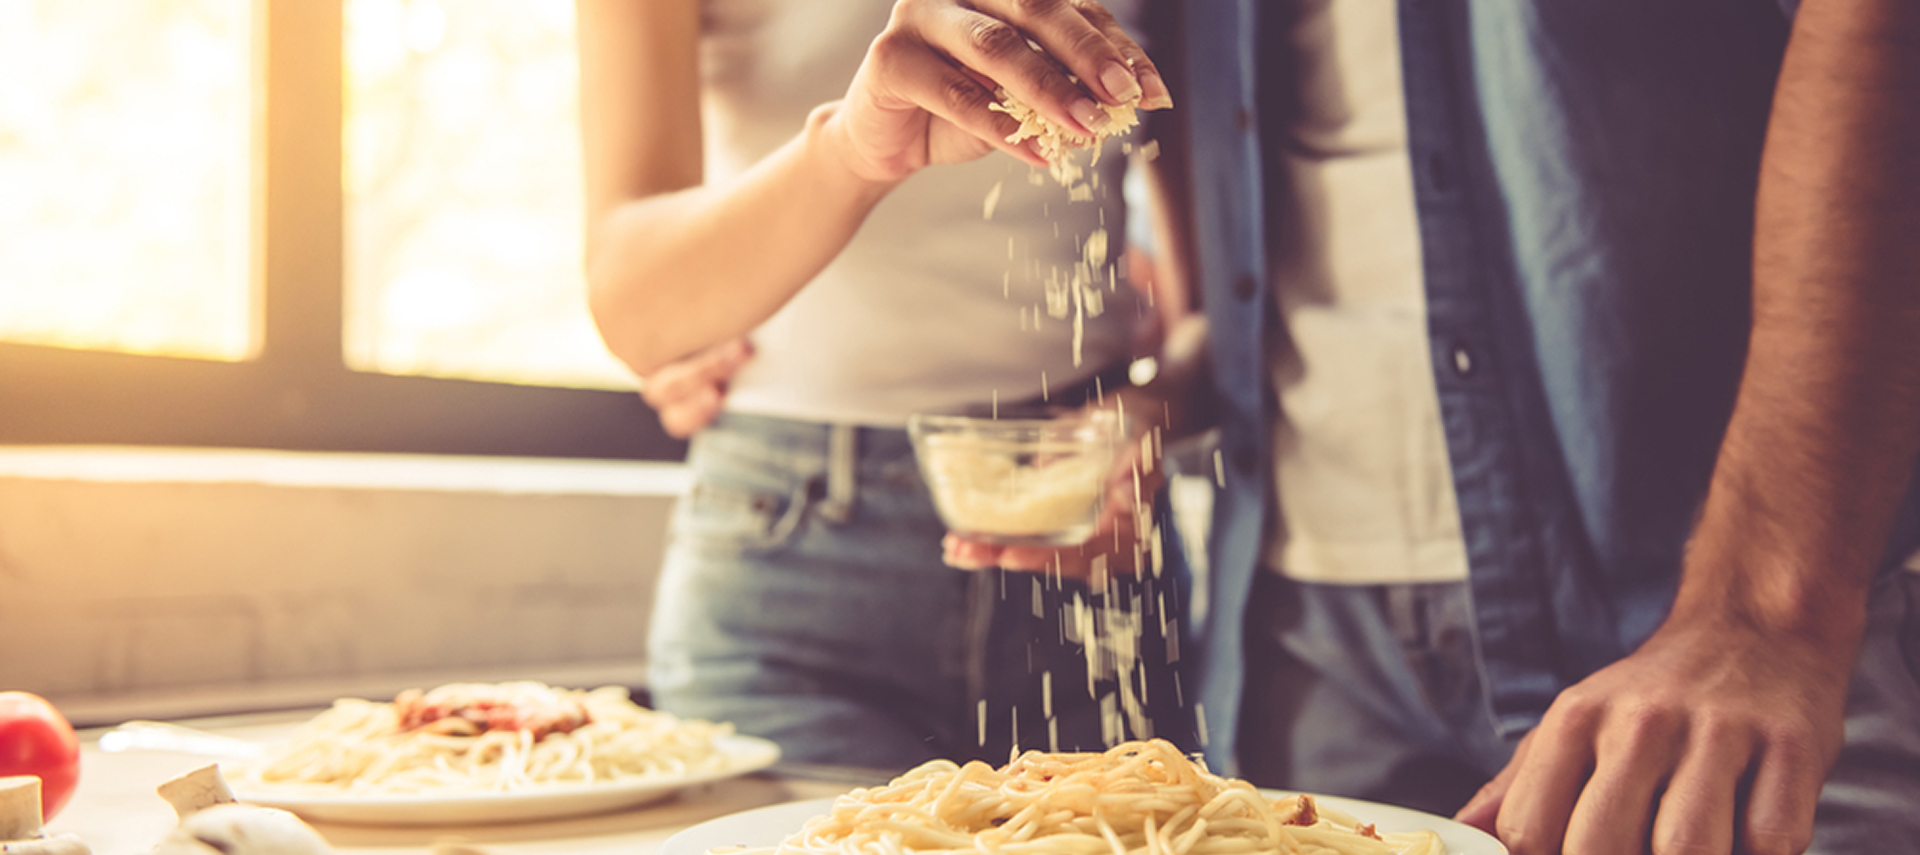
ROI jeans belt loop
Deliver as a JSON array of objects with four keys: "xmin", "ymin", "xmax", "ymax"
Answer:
[{"xmin": 819, "ymin": 423, "xmax": 858, "ymax": 523}]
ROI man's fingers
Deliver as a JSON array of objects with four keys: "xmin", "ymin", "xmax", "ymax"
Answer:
[
  {"xmin": 867, "ymin": 27, "xmax": 1050, "ymax": 167},
  {"xmin": 1454, "ymin": 770, "xmax": 1513, "ymax": 834},
  {"xmin": 1562, "ymin": 705, "xmax": 1686, "ymax": 855},
  {"xmin": 1650, "ymin": 717, "xmax": 1755, "ymax": 855},
  {"xmin": 1456, "ymin": 730, "xmax": 1530, "ymax": 833},
  {"xmin": 1741, "ymin": 731, "xmax": 1827, "ymax": 855},
  {"xmin": 1496, "ymin": 705, "xmax": 1599, "ymax": 855}
]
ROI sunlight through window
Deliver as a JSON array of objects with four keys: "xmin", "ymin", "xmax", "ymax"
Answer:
[
  {"xmin": 343, "ymin": 0, "xmax": 630, "ymax": 390},
  {"xmin": 0, "ymin": 1, "xmax": 252, "ymax": 360}
]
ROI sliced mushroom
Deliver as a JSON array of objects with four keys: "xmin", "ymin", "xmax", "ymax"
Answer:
[
  {"xmin": 155, "ymin": 766, "xmax": 235, "ymax": 819},
  {"xmin": 150, "ymin": 766, "xmax": 332, "ymax": 855},
  {"xmin": 152, "ymin": 804, "xmax": 333, "ymax": 855},
  {"xmin": 0, "ymin": 777, "xmax": 89, "ymax": 855}
]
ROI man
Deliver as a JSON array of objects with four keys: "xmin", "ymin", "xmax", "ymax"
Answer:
[
  {"xmin": 1156, "ymin": 3, "xmax": 1920, "ymax": 854},
  {"xmin": 643, "ymin": 0, "xmax": 1920, "ymax": 851}
]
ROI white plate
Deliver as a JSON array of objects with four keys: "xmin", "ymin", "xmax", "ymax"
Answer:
[
  {"xmin": 229, "ymin": 734, "xmax": 780, "ymax": 827},
  {"xmin": 661, "ymin": 792, "xmax": 1507, "ymax": 855}
]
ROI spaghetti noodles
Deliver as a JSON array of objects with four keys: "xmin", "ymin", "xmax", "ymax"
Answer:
[
  {"xmin": 229, "ymin": 682, "xmax": 733, "ymax": 795},
  {"xmin": 759, "ymin": 740, "xmax": 1444, "ymax": 855}
]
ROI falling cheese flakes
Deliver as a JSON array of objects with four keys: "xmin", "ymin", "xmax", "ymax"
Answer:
[
  {"xmin": 1083, "ymin": 228, "xmax": 1109, "ymax": 268},
  {"xmin": 988, "ymin": 82, "xmax": 1138, "ymax": 366},
  {"xmin": 971, "ymin": 67, "xmax": 1183, "ymax": 756}
]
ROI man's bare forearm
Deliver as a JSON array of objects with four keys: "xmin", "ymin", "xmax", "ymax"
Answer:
[{"xmin": 1674, "ymin": 0, "xmax": 1920, "ymax": 648}]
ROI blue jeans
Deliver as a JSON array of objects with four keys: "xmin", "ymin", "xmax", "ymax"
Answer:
[
  {"xmin": 1239, "ymin": 571, "xmax": 1920, "ymax": 851},
  {"xmin": 647, "ymin": 413, "xmax": 1192, "ymax": 770}
]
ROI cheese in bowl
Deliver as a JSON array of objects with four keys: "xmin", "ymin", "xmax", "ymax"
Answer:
[{"xmin": 908, "ymin": 410, "xmax": 1127, "ymax": 546}]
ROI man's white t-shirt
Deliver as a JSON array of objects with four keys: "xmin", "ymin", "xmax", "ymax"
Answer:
[{"xmin": 1263, "ymin": 1, "xmax": 1470, "ymax": 584}]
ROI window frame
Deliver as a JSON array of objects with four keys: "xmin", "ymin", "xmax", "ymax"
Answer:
[{"xmin": 0, "ymin": 0, "xmax": 680, "ymax": 461}]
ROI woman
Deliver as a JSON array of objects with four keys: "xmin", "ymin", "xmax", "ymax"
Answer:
[{"xmin": 577, "ymin": 0, "xmax": 1187, "ymax": 769}]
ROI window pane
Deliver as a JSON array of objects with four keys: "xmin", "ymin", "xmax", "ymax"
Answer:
[
  {"xmin": 344, "ymin": 0, "xmax": 630, "ymax": 390},
  {"xmin": 0, "ymin": 0, "xmax": 253, "ymax": 360}
]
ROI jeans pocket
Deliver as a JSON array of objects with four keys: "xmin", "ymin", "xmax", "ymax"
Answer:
[{"xmin": 676, "ymin": 477, "xmax": 810, "ymax": 557}]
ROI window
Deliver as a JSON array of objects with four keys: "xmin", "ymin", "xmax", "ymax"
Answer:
[
  {"xmin": 0, "ymin": 0, "xmax": 676, "ymax": 460},
  {"xmin": 0, "ymin": 1, "xmax": 251, "ymax": 362}
]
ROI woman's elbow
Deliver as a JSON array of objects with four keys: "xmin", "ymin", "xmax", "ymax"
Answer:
[{"xmin": 585, "ymin": 262, "xmax": 677, "ymax": 378}]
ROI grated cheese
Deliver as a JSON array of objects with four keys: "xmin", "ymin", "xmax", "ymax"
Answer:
[
  {"xmin": 919, "ymin": 434, "xmax": 1111, "ymax": 538},
  {"xmin": 964, "ymin": 57, "xmax": 1188, "ymax": 762},
  {"xmin": 991, "ymin": 88, "xmax": 1141, "ymax": 190}
]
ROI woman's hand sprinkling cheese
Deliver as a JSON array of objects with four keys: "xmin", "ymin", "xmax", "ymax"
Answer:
[
  {"xmin": 580, "ymin": 0, "xmax": 1169, "ymax": 380},
  {"xmin": 822, "ymin": 0, "xmax": 1173, "ymax": 183}
]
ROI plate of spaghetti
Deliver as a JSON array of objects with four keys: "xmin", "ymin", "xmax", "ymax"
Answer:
[
  {"xmin": 221, "ymin": 682, "xmax": 779, "ymax": 826},
  {"xmin": 662, "ymin": 739, "xmax": 1504, "ymax": 855}
]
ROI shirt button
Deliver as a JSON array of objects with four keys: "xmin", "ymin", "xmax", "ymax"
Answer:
[
  {"xmin": 1235, "ymin": 107, "xmax": 1255, "ymax": 132},
  {"xmin": 1451, "ymin": 346, "xmax": 1475, "ymax": 377},
  {"xmin": 1233, "ymin": 274, "xmax": 1258, "ymax": 300}
]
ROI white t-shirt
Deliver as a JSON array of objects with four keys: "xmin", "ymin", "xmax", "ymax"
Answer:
[
  {"xmin": 1263, "ymin": 1, "xmax": 1469, "ymax": 584},
  {"xmin": 699, "ymin": 0, "xmax": 1139, "ymax": 427}
]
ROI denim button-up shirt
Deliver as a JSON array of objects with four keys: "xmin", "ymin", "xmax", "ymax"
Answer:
[{"xmin": 1178, "ymin": 0, "xmax": 1920, "ymax": 773}]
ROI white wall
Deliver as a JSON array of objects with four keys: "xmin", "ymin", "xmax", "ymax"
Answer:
[{"xmin": 0, "ymin": 447, "xmax": 685, "ymax": 725}]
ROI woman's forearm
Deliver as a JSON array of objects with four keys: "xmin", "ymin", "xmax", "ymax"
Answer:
[
  {"xmin": 585, "ymin": 103, "xmax": 900, "ymax": 377},
  {"xmin": 576, "ymin": 0, "xmax": 1167, "ymax": 379}
]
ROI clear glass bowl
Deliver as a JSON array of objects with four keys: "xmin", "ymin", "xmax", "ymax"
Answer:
[{"xmin": 907, "ymin": 410, "xmax": 1128, "ymax": 546}]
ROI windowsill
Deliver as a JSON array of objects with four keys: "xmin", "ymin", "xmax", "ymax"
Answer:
[{"xmin": 0, "ymin": 445, "xmax": 691, "ymax": 496}]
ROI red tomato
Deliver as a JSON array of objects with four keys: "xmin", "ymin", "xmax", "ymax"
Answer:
[{"xmin": 0, "ymin": 692, "xmax": 80, "ymax": 821}]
